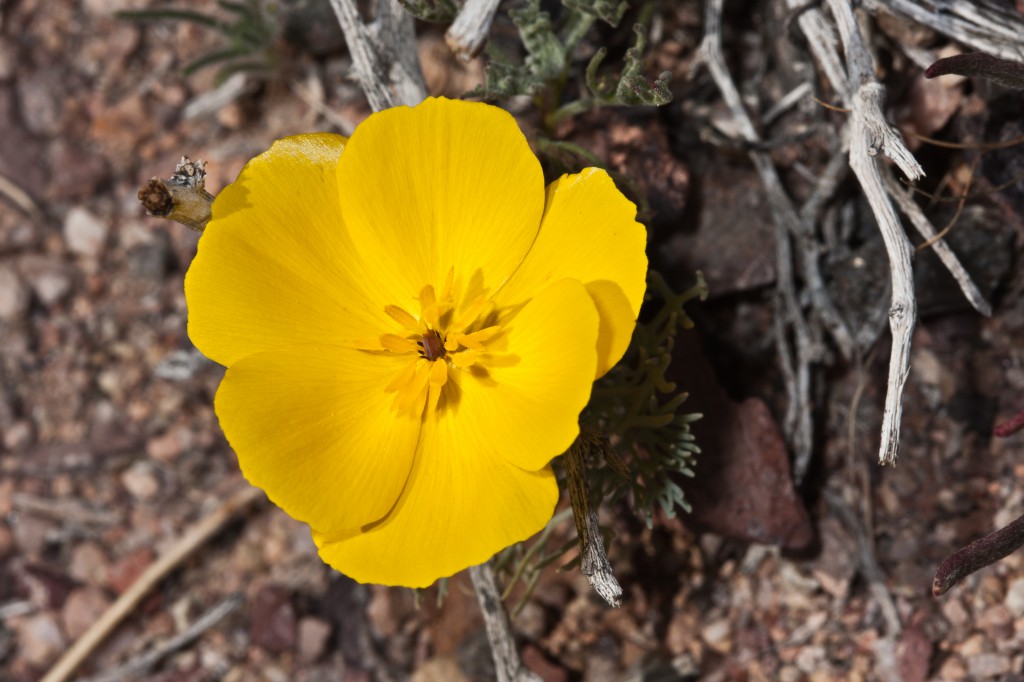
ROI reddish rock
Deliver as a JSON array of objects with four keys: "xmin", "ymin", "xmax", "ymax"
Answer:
[
  {"xmin": 106, "ymin": 547, "xmax": 154, "ymax": 595},
  {"xmin": 249, "ymin": 584, "xmax": 296, "ymax": 653},
  {"xmin": 674, "ymin": 333, "xmax": 813, "ymax": 550},
  {"xmin": 62, "ymin": 586, "xmax": 112, "ymax": 639}
]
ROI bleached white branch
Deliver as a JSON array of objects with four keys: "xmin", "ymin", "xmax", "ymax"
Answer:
[
  {"xmin": 446, "ymin": 0, "xmax": 502, "ymax": 61},
  {"xmin": 862, "ymin": 0, "xmax": 1024, "ymax": 62},
  {"xmin": 328, "ymin": 0, "xmax": 427, "ymax": 110},
  {"xmin": 826, "ymin": 0, "xmax": 922, "ymax": 466},
  {"xmin": 469, "ymin": 564, "xmax": 543, "ymax": 682},
  {"xmin": 883, "ymin": 173, "xmax": 992, "ymax": 317}
]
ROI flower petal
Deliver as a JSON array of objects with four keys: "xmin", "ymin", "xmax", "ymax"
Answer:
[
  {"xmin": 186, "ymin": 134, "xmax": 391, "ymax": 366},
  {"xmin": 335, "ymin": 97, "xmax": 545, "ymax": 312},
  {"xmin": 215, "ymin": 345, "xmax": 421, "ymax": 535},
  {"xmin": 312, "ymin": 423, "xmax": 559, "ymax": 588},
  {"xmin": 495, "ymin": 168, "xmax": 648, "ymax": 377},
  {"xmin": 448, "ymin": 278, "xmax": 600, "ymax": 472}
]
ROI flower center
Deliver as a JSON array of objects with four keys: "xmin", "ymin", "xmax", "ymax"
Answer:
[
  {"xmin": 358, "ymin": 269, "xmax": 503, "ymax": 417},
  {"xmin": 418, "ymin": 330, "xmax": 446, "ymax": 361}
]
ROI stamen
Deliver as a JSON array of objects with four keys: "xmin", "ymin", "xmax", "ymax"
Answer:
[{"xmin": 420, "ymin": 330, "xmax": 446, "ymax": 361}]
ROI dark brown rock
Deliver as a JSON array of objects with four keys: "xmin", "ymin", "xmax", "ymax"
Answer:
[{"xmin": 249, "ymin": 584, "xmax": 296, "ymax": 654}]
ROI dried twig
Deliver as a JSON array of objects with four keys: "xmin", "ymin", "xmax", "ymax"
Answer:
[
  {"xmin": 40, "ymin": 485, "xmax": 264, "ymax": 682},
  {"xmin": 12, "ymin": 493, "xmax": 122, "ymax": 527},
  {"xmin": 446, "ymin": 0, "xmax": 501, "ymax": 61},
  {"xmin": 327, "ymin": 0, "xmax": 427, "ymax": 110},
  {"xmin": 469, "ymin": 563, "xmax": 543, "ymax": 682},
  {"xmin": 862, "ymin": 0, "xmax": 1024, "ymax": 63},
  {"xmin": 0, "ymin": 172, "xmax": 44, "ymax": 224},
  {"xmin": 564, "ymin": 437, "xmax": 622, "ymax": 607},
  {"xmin": 882, "ymin": 171, "xmax": 991, "ymax": 316},
  {"xmin": 79, "ymin": 594, "xmax": 243, "ymax": 682},
  {"xmin": 826, "ymin": 0, "xmax": 923, "ymax": 466}
]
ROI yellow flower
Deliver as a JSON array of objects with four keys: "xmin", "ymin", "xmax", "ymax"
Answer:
[{"xmin": 185, "ymin": 97, "xmax": 647, "ymax": 587}]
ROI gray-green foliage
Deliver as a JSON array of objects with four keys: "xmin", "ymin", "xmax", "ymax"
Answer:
[
  {"xmin": 398, "ymin": 0, "xmax": 458, "ymax": 23},
  {"xmin": 117, "ymin": 0, "xmax": 278, "ymax": 83},
  {"xmin": 584, "ymin": 272, "xmax": 706, "ymax": 527},
  {"xmin": 470, "ymin": 0, "xmax": 672, "ymax": 128}
]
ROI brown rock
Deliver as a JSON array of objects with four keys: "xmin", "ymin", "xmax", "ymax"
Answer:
[
  {"xmin": 18, "ymin": 254, "xmax": 72, "ymax": 307},
  {"xmin": 62, "ymin": 587, "xmax": 112, "ymax": 639},
  {"xmin": 896, "ymin": 626, "xmax": 933, "ymax": 682},
  {"xmin": 120, "ymin": 461, "xmax": 160, "ymax": 501},
  {"xmin": 250, "ymin": 584, "xmax": 296, "ymax": 653},
  {"xmin": 296, "ymin": 616, "xmax": 332, "ymax": 664},
  {"xmin": 411, "ymin": 657, "xmax": 471, "ymax": 682},
  {"xmin": 523, "ymin": 644, "xmax": 568, "ymax": 682},
  {"xmin": 64, "ymin": 206, "xmax": 109, "ymax": 257},
  {"xmin": 107, "ymin": 547, "xmax": 154, "ymax": 594},
  {"xmin": 0, "ymin": 521, "xmax": 13, "ymax": 557},
  {"xmin": 675, "ymin": 335, "xmax": 813, "ymax": 549},
  {"xmin": 69, "ymin": 541, "xmax": 109, "ymax": 586},
  {"xmin": 15, "ymin": 613, "xmax": 67, "ymax": 666},
  {"xmin": 0, "ymin": 265, "xmax": 30, "ymax": 321}
]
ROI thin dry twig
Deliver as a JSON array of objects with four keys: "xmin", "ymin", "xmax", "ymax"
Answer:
[
  {"xmin": 933, "ymin": 512, "xmax": 1024, "ymax": 596},
  {"xmin": 862, "ymin": 0, "xmax": 1024, "ymax": 63},
  {"xmin": 327, "ymin": 0, "xmax": 427, "ymax": 110},
  {"xmin": 0, "ymin": 172, "xmax": 44, "ymax": 224},
  {"xmin": 826, "ymin": 0, "xmax": 923, "ymax": 466},
  {"xmin": 40, "ymin": 485, "xmax": 264, "ymax": 682},
  {"xmin": 12, "ymin": 493, "xmax": 122, "ymax": 527},
  {"xmin": 565, "ymin": 437, "xmax": 622, "ymax": 607},
  {"xmin": 469, "ymin": 563, "xmax": 543, "ymax": 682},
  {"xmin": 882, "ymin": 171, "xmax": 991, "ymax": 316},
  {"xmin": 79, "ymin": 594, "xmax": 244, "ymax": 682},
  {"xmin": 446, "ymin": 0, "xmax": 501, "ymax": 61}
]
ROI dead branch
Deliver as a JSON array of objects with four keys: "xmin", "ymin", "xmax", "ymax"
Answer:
[
  {"xmin": 446, "ymin": 0, "xmax": 501, "ymax": 61},
  {"xmin": 469, "ymin": 563, "xmax": 543, "ymax": 682},
  {"xmin": 565, "ymin": 438, "xmax": 622, "ymax": 607},
  {"xmin": 826, "ymin": 0, "xmax": 923, "ymax": 466},
  {"xmin": 883, "ymin": 172, "xmax": 992, "ymax": 316},
  {"xmin": 327, "ymin": 0, "xmax": 427, "ymax": 110},
  {"xmin": 40, "ymin": 485, "xmax": 264, "ymax": 682},
  {"xmin": 862, "ymin": 0, "xmax": 1024, "ymax": 62}
]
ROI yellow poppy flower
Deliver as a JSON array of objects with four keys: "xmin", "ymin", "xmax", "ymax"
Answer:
[{"xmin": 185, "ymin": 97, "xmax": 647, "ymax": 587}]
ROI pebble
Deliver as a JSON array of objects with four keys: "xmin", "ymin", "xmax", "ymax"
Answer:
[
  {"xmin": 296, "ymin": 616, "xmax": 331, "ymax": 664},
  {"xmin": 2, "ymin": 420, "xmax": 33, "ymax": 452},
  {"xmin": 106, "ymin": 547, "xmax": 154, "ymax": 594},
  {"xmin": 146, "ymin": 426, "xmax": 191, "ymax": 462},
  {"xmin": 0, "ymin": 265, "xmax": 29, "ymax": 320},
  {"xmin": 250, "ymin": 584, "xmax": 296, "ymax": 653},
  {"xmin": 967, "ymin": 652, "xmax": 1011, "ymax": 678},
  {"xmin": 120, "ymin": 461, "xmax": 160, "ymax": 501},
  {"xmin": 0, "ymin": 521, "xmax": 14, "ymax": 556},
  {"xmin": 63, "ymin": 207, "xmax": 109, "ymax": 257},
  {"xmin": 68, "ymin": 541, "xmax": 109, "ymax": 586},
  {"xmin": 19, "ymin": 255, "xmax": 71, "ymax": 307},
  {"xmin": 11, "ymin": 514, "xmax": 55, "ymax": 557},
  {"xmin": 1005, "ymin": 578, "xmax": 1024, "ymax": 617},
  {"xmin": 62, "ymin": 587, "xmax": 112, "ymax": 639},
  {"xmin": 16, "ymin": 75, "xmax": 62, "ymax": 136},
  {"xmin": 15, "ymin": 613, "xmax": 67, "ymax": 666}
]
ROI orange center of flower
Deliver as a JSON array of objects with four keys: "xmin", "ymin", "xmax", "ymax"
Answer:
[{"xmin": 359, "ymin": 269, "xmax": 503, "ymax": 417}]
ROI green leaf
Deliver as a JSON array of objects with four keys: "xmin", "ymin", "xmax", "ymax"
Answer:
[
  {"xmin": 510, "ymin": 0, "xmax": 566, "ymax": 82},
  {"xmin": 615, "ymin": 24, "xmax": 672, "ymax": 105},
  {"xmin": 562, "ymin": 0, "xmax": 629, "ymax": 27},
  {"xmin": 397, "ymin": 0, "xmax": 459, "ymax": 23}
]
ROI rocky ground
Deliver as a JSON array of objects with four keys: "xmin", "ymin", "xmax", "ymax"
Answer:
[{"xmin": 2, "ymin": 1, "xmax": 1024, "ymax": 681}]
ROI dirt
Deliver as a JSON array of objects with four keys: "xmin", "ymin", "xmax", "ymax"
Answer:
[{"xmin": 2, "ymin": 1, "xmax": 1024, "ymax": 681}]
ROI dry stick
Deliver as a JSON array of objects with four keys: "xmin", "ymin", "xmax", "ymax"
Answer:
[
  {"xmin": 564, "ymin": 438, "xmax": 622, "ymax": 607},
  {"xmin": 327, "ymin": 0, "xmax": 427, "ymax": 110},
  {"xmin": 826, "ymin": 0, "xmax": 923, "ymax": 466},
  {"xmin": 469, "ymin": 564, "xmax": 543, "ymax": 682},
  {"xmin": 882, "ymin": 172, "xmax": 992, "ymax": 316},
  {"xmin": 861, "ymin": 0, "xmax": 1024, "ymax": 62},
  {"xmin": 80, "ymin": 594, "xmax": 244, "ymax": 682},
  {"xmin": 40, "ymin": 486, "xmax": 264, "ymax": 682},
  {"xmin": 446, "ymin": 0, "xmax": 502, "ymax": 61}
]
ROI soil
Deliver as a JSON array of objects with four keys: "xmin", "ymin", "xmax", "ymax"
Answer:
[{"xmin": 1, "ymin": 1, "xmax": 1024, "ymax": 681}]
